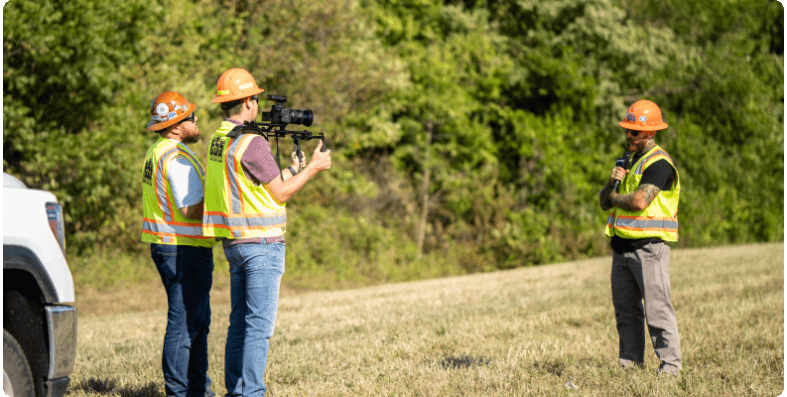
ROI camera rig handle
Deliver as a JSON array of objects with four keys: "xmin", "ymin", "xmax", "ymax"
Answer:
[{"xmin": 288, "ymin": 134, "xmax": 328, "ymax": 166}]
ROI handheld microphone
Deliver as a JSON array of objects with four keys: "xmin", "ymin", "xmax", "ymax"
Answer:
[{"xmin": 611, "ymin": 151, "xmax": 632, "ymax": 192}]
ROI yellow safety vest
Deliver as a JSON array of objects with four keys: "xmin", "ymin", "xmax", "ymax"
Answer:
[
  {"xmin": 141, "ymin": 138, "xmax": 216, "ymax": 247},
  {"xmin": 605, "ymin": 145, "xmax": 680, "ymax": 242},
  {"xmin": 202, "ymin": 121, "xmax": 286, "ymax": 239}
]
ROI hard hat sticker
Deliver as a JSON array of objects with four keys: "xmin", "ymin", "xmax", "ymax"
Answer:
[
  {"xmin": 156, "ymin": 103, "xmax": 170, "ymax": 116},
  {"xmin": 639, "ymin": 116, "xmax": 647, "ymax": 122},
  {"xmin": 239, "ymin": 82, "xmax": 254, "ymax": 91},
  {"xmin": 167, "ymin": 111, "xmax": 178, "ymax": 120},
  {"xmin": 626, "ymin": 113, "xmax": 635, "ymax": 122}
]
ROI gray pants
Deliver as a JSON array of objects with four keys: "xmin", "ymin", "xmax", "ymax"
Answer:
[{"xmin": 611, "ymin": 242, "xmax": 682, "ymax": 373}]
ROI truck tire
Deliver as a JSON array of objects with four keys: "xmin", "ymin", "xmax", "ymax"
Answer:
[{"xmin": 3, "ymin": 329, "xmax": 35, "ymax": 397}]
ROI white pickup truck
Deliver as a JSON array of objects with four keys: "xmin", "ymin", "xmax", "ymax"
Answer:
[{"xmin": 3, "ymin": 173, "xmax": 77, "ymax": 397}]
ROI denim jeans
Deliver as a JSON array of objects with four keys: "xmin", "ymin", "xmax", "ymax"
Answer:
[
  {"xmin": 223, "ymin": 241, "xmax": 285, "ymax": 397},
  {"xmin": 151, "ymin": 243, "xmax": 215, "ymax": 397}
]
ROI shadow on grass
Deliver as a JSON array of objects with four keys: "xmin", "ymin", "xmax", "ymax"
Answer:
[
  {"xmin": 531, "ymin": 358, "xmax": 567, "ymax": 377},
  {"xmin": 70, "ymin": 378, "xmax": 163, "ymax": 397},
  {"xmin": 440, "ymin": 355, "xmax": 490, "ymax": 370}
]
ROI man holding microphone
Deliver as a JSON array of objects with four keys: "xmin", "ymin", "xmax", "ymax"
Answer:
[{"xmin": 599, "ymin": 99, "xmax": 682, "ymax": 376}]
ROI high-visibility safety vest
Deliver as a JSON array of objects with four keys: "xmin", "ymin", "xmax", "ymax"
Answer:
[
  {"xmin": 202, "ymin": 121, "xmax": 286, "ymax": 239},
  {"xmin": 141, "ymin": 138, "xmax": 217, "ymax": 247},
  {"xmin": 605, "ymin": 145, "xmax": 680, "ymax": 242}
]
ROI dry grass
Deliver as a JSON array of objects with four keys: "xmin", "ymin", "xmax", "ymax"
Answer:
[{"xmin": 67, "ymin": 243, "xmax": 784, "ymax": 396}]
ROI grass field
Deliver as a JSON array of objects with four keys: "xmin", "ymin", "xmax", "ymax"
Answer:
[{"xmin": 67, "ymin": 242, "xmax": 784, "ymax": 396}]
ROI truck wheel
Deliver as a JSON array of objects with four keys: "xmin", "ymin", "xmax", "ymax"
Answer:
[{"xmin": 3, "ymin": 329, "xmax": 35, "ymax": 397}]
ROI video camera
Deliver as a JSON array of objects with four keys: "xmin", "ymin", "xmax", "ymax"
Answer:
[
  {"xmin": 225, "ymin": 94, "xmax": 326, "ymax": 180},
  {"xmin": 262, "ymin": 95, "xmax": 314, "ymax": 127}
]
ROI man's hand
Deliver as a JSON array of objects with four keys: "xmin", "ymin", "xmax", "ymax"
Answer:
[
  {"xmin": 291, "ymin": 149, "xmax": 306, "ymax": 172},
  {"xmin": 306, "ymin": 140, "xmax": 331, "ymax": 172},
  {"xmin": 609, "ymin": 166, "xmax": 628, "ymax": 184},
  {"xmin": 599, "ymin": 166, "xmax": 628, "ymax": 211},
  {"xmin": 266, "ymin": 140, "xmax": 331, "ymax": 203}
]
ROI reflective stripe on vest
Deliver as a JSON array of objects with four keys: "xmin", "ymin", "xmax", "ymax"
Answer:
[
  {"xmin": 141, "ymin": 139, "xmax": 216, "ymax": 247},
  {"xmin": 203, "ymin": 213, "xmax": 287, "ymax": 229},
  {"xmin": 604, "ymin": 146, "xmax": 680, "ymax": 242},
  {"xmin": 142, "ymin": 219, "xmax": 211, "ymax": 237},
  {"xmin": 156, "ymin": 147, "xmax": 202, "ymax": 222},
  {"xmin": 202, "ymin": 122, "xmax": 287, "ymax": 239},
  {"xmin": 633, "ymin": 149, "xmax": 673, "ymax": 176},
  {"xmin": 606, "ymin": 215, "xmax": 679, "ymax": 233},
  {"xmin": 226, "ymin": 133, "xmax": 251, "ymax": 214}
]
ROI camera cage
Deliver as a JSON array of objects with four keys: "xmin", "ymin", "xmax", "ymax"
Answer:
[
  {"xmin": 262, "ymin": 94, "xmax": 314, "ymax": 128},
  {"xmin": 225, "ymin": 94, "xmax": 326, "ymax": 180}
]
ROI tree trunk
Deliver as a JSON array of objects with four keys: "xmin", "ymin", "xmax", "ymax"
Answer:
[{"xmin": 416, "ymin": 122, "xmax": 433, "ymax": 260}]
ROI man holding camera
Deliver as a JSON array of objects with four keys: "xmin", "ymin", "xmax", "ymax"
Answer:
[
  {"xmin": 141, "ymin": 91, "xmax": 217, "ymax": 397},
  {"xmin": 202, "ymin": 68, "xmax": 332, "ymax": 397},
  {"xmin": 598, "ymin": 99, "xmax": 682, "ymax": 375}
]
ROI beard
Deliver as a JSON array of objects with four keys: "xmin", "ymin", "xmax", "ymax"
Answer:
[
  {"xmin": 183, "ymin": 134, "xmax": 200, "ymax": 144},
  {"xmin": 182, "ymin": 127, "xmax": 201, "ymax": 144},
  {"xmin": 627, "ymin": 132, "xmax": 654, "ymax": 153}
]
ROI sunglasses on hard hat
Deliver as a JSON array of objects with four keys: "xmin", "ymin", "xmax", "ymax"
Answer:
[{"xmin": 250, "ymin": 95, "xmax": 259, "ymax": 103}]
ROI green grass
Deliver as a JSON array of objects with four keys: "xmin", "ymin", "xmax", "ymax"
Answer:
[{"xmin": 68, "ymin": 242, "xmax": 783, "ymax": 396}]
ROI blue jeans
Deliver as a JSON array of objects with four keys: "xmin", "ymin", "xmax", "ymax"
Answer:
[
  {"xmin": 151, "ymin": 243, "xmax": 215, "ymax": 397},
  {"xmin": 223, "ymin": 241, "xmax": 285, "ymax": 397}
]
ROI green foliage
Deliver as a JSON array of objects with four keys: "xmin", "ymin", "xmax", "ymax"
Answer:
[
  {"xmin": 3, "ymin": 0, "xmax": 782, "ymax": 289},
  {"xmin": 3, "ymin": 0, "xmax": 161, "ymax": 254}
]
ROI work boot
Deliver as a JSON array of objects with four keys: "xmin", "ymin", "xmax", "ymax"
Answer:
[
  {"xmin": 658, "ymin": 363, "xmax": 680, "ymax": 376},
  {"xmin": 620, "ymin": 359, "xmax": 644, "ymax": 371}
]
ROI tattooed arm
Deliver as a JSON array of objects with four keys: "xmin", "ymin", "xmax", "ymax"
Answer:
[
  {"xmin": 610, "ymin": 183, "xmax": 661, "ymax": 212},
  {"xmin": 599, "ymin": 182, "xmax": 615, "ymax": 211}
]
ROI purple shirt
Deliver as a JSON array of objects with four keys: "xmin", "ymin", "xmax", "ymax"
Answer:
[
  {"xmin": 241, "ymin": 135, "xmax": 281, "ymax": 185},
  {"xmin": 223, "ymin": 119, "xmax": 284, "ymax": 247}
]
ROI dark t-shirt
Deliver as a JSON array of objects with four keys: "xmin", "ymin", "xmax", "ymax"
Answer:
[{"xmin": 610, "ymin": 155, "xmax": 676, "ymax": 253}]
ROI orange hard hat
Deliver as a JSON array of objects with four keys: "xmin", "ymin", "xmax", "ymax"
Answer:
[
  {"xmin": 211, "ymin": 68, "xmax": 265, "ymax": 103},
  {"xmin": 619, "ymin": 99, "xmax": 668, "ymax": 131},
  {"xmin": 147, "ymin": 91, "xmax": 196, "ymax": 131}
]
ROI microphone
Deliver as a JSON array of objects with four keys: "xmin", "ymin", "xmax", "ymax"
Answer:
[{"xmin": 611, "ymin": 151, "xmax": 632, "ymax": 192}]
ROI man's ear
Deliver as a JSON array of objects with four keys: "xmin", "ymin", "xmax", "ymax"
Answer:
[{"xmin": 165, "ymin": 124, "xmax": 181, "ymax": 139}]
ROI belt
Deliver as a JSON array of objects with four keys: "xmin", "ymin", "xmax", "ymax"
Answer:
[{"xmin": 220, "ymin": 235, "xmax": 285, "ymax": 249}]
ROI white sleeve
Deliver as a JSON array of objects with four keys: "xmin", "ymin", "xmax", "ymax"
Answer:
[{"xmin": 166, "ymin": 157, "xmax": 204, "ymax": 209}]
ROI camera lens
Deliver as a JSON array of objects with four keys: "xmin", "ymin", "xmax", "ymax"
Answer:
[{"xmin": 290, "ymin": 109, "xmax": 314, "ymax": 127}]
